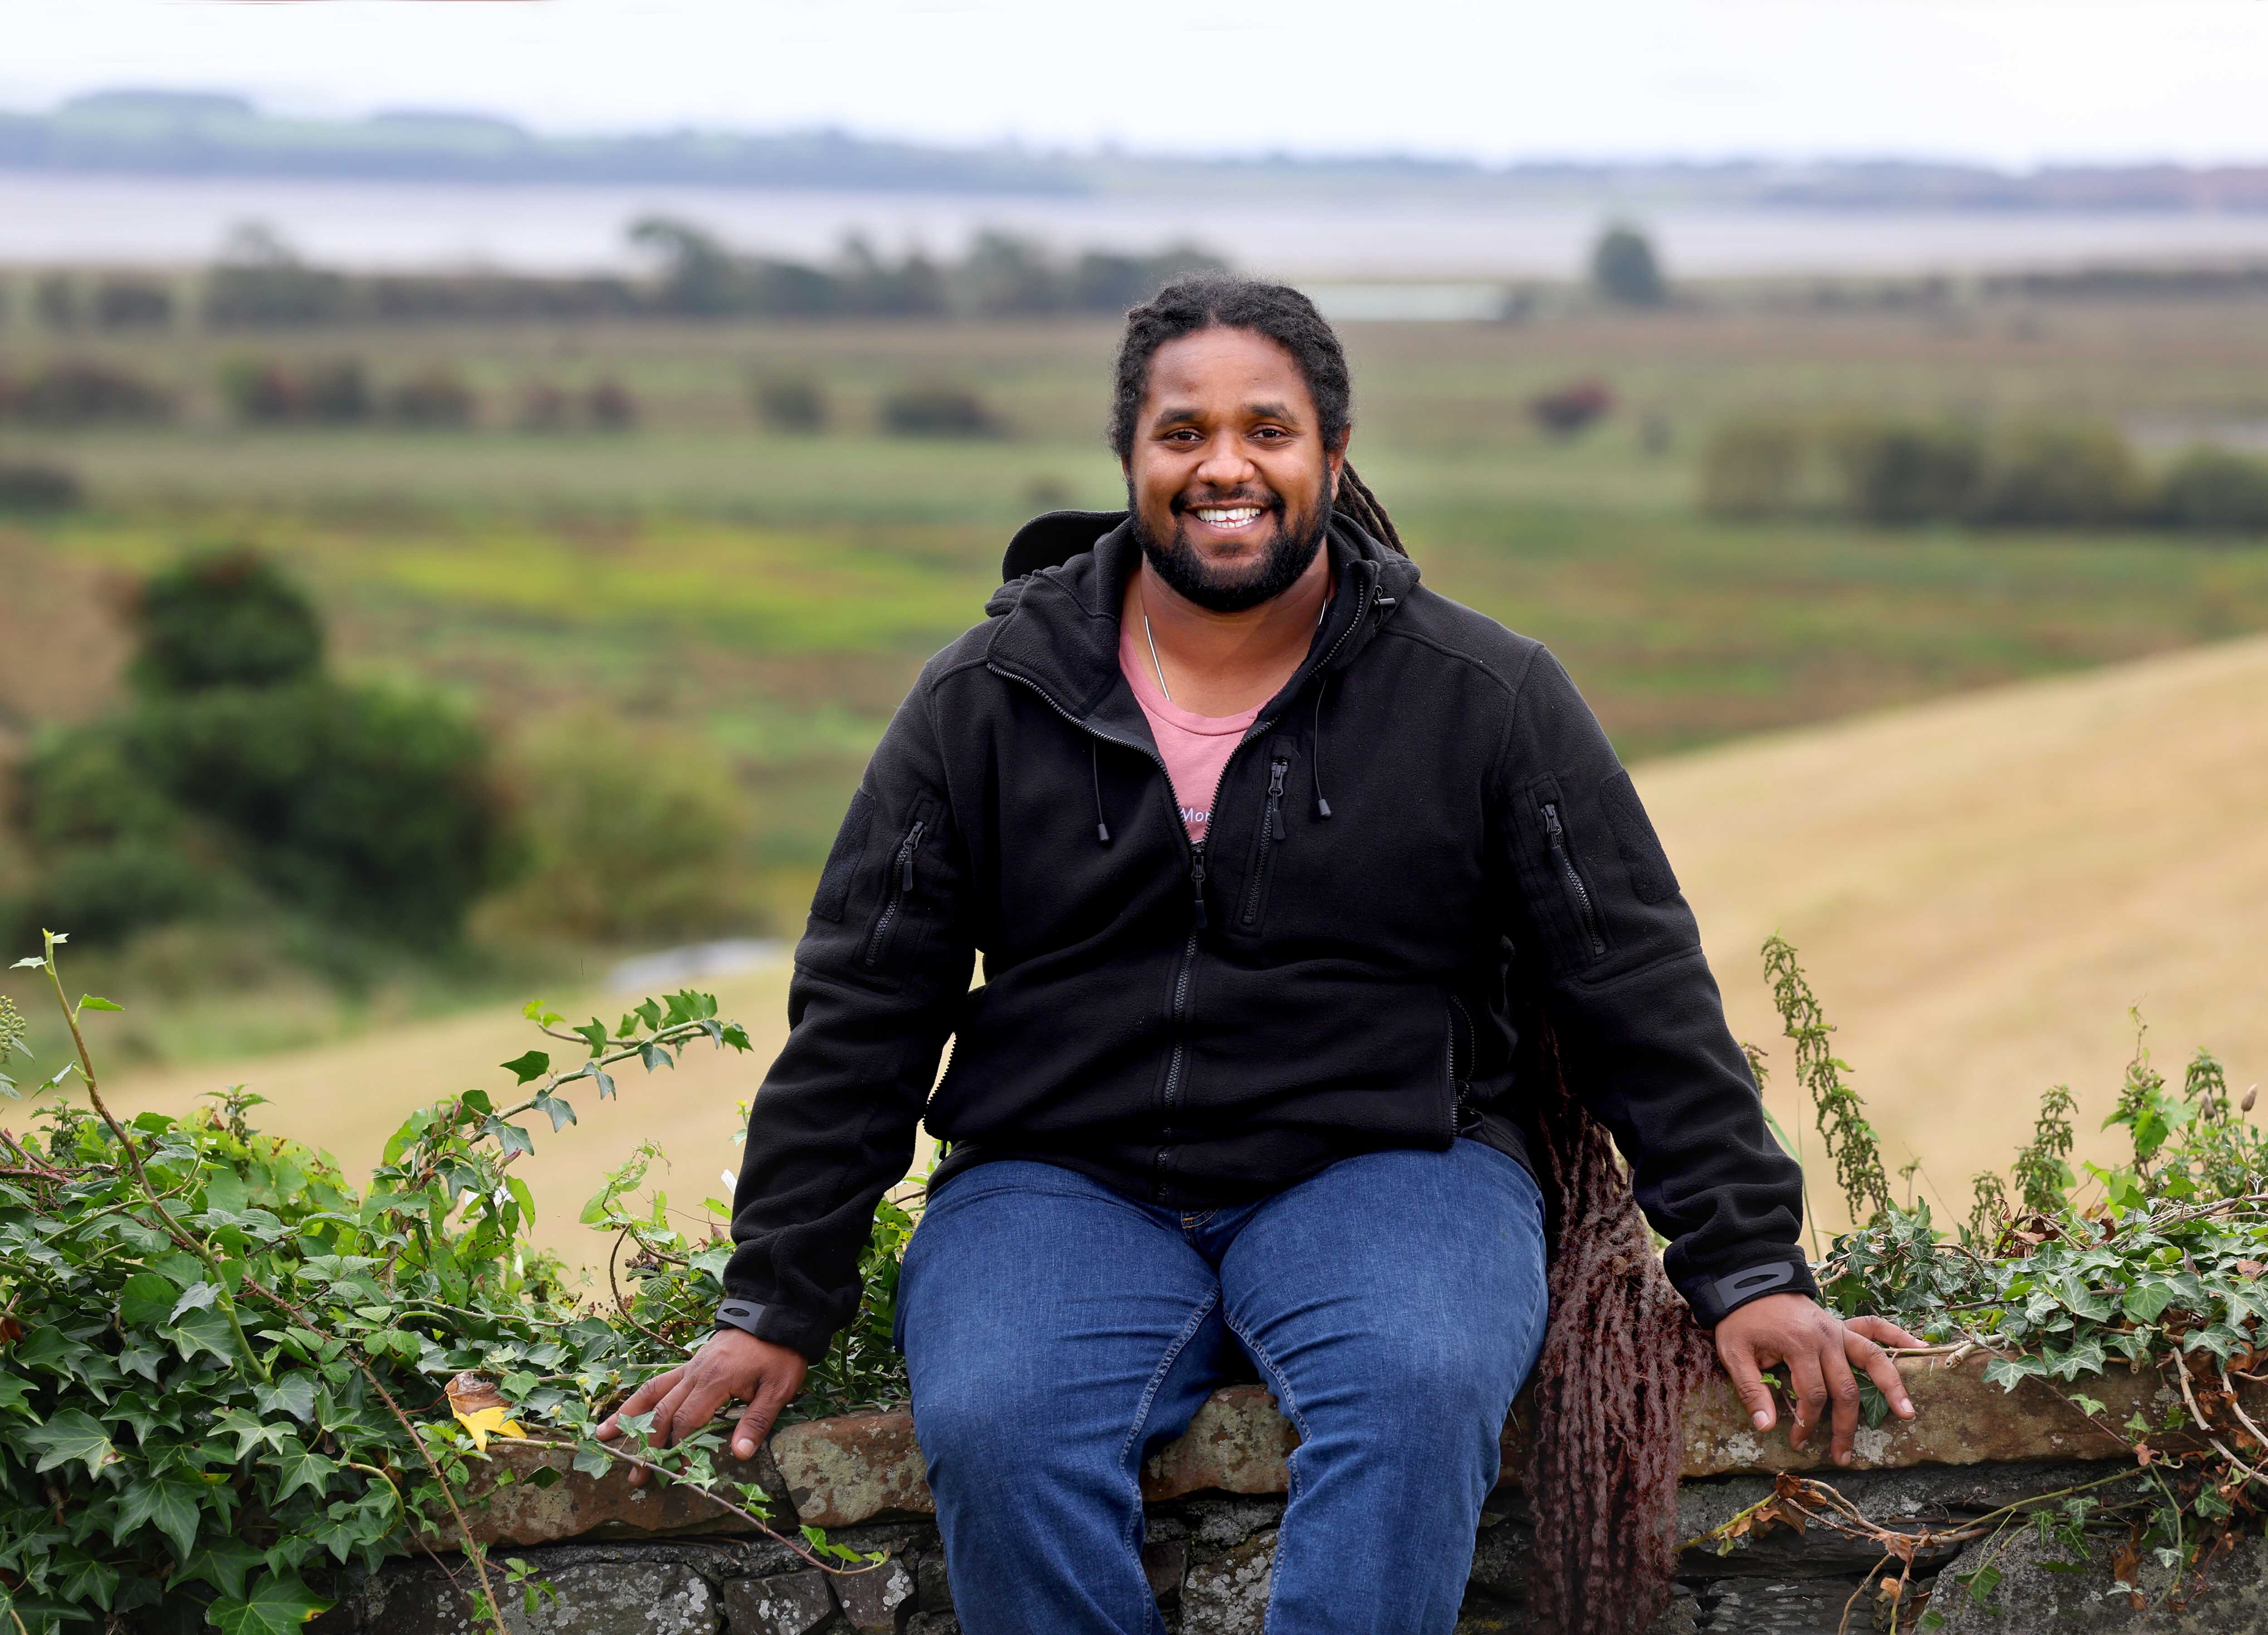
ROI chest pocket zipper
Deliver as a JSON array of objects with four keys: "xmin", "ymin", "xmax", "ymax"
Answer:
[
  {"xmin": 864, "ymin": 818, "xmax": 927, "ymax": 967},
  {"xmin": 1238, "ymin": 756, "xmax": 1290, "ymax": 931},
  {"xmin": 1540, "ymin": 801, "xmax": 1607, "ymax": 959}
]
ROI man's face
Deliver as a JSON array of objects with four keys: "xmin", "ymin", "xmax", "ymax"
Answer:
[{"xmin": 1124, "ymin": 326, "xmax": 1344, "ymax": 613}]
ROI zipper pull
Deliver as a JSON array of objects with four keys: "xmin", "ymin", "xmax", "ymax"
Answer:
[
  {"xmin": 1267, "ymin": 759, "xmax": 1287, "ymax": 840},
  {"xmin": 900, "ymin": 821, "xmax": 925, "ymax": 891},
  {"xmin": 1541, "ymin": 803, "xmax": 1565, "ymax": 842},
  {"xmin": 1190, "ymin": 844, "xmax": 1209, "ymax": 930}
]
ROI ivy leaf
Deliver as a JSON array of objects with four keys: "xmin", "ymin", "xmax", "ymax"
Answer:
[
  {"xmin": 531, "ymin": 1090, "xmax": 577, "ymax": 1131},
  {"xmin": 267, "ymin": 1445, "xmax": 337, "ymax": 1505},
  {"xmin": 254, "ymin": 1375, "xmax": 317, "ymax": 1429},
  {"xmin": 1982, "ymin": 1354, "xmax": 2046, "ymax": 1392},
  {"xmin": 171, "ymin": 1281, "xmax": 222, "ymax": 1322},
  {"xmin": 499, "ymin": 1050, "xmax": 551, "ymax": 1085},
  {"xmin": 207, "ymin": 1571, "xmax": 332, "ymax": 1635},
  {"xmin": 24, "ymin": 1410, "xmax": 120, "ymax": 1478},
  {"xmin": 77, "ymin": 995, "xmax": 123, "ymax": 1013},
  {"xmin": 572, "ymin": 1444, "xmax": 613, "ymax": 1478},
  {"xmin": 2123, "ymin": 1279, "xmax": 2176, "ymax": 1324},
  {"xmin": 214, "ymin": 1408, "xmax": 291, "ymax": 1460},
  {"xmin": 181, "ymin": 1536, "xmax": 266, "ymax": 1600},
  {"xmin": 573, "ymin": 1019, "xmax": 610, "ymax": 1055},
  {"xmin": 117, "ymin": 1270, "xmax": 183, "ymax": 1328},
  {"xmin": 110, "ymin": 1472, "xmax": 204, "ymax": 1560}
]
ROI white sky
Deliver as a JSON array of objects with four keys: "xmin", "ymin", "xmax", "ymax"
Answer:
[{"xmin": 3, "ymin": 0, "xmax": 2265, "ymax": 170}]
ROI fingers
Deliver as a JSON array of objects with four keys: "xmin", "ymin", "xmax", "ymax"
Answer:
[
  {"xmin": 1847, "ymin": 1314, "xmax": 1927, "ymax": 1352},
  {"xmin": 597, "ymin": 1366, "xmax": 683, "ymax": 1439},
  {"xmin": 732, "ymin": 1366, "xmax": 799, "ymax": 1460},
  {"xmin": 1715, "ymin": 1331, "xmax": 1778, "ymax": 1433},
  {"xmin": 1847, "ymin": 1325, "xmax": 1916, "ymax": 1422},
  {"xmin": 1784, "ymin": 1344, "xmax": 1831, "ymax": 1455},
  {"xmin": 1817, "ymin": 1317, "xmax": 1865, "ymax": 1466}
]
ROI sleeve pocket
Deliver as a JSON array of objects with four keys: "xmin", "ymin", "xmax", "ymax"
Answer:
[
  {"xmin": 811, "ymin": 787, "xmax": 877, "ymax": 922},
  {"xmin": 1598, "ymin": 770, "xmax": 1680, "ymax": 905}
]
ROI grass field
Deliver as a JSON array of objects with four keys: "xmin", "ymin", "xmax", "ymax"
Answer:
[
  {"xmin": 5, "ymin": 295, "xmax": 2268, "ymax": 1080},
  {"xmin": 83, "ymin": 631, "xmax": 2268, "ymax": 1276}
]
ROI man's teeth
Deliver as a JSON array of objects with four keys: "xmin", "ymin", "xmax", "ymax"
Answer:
[{"xmin": 1194, "ymin": 506, "xmax": 1263, "ymax": 527}]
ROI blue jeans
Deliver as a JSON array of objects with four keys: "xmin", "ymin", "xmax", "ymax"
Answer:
[{"xmin": 895, "ymin": 1141, "xmax": 1550, "ymax": 1635}]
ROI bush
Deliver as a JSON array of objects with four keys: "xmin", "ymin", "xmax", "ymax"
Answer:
[
  {"xmin": 2, "ymin": 837, "xmax": 223, "ymax": 946},
  {"xmin": 1529, "ymin": 379, "xmax": 1613, "ymax": 437},
  {"xmin": 133, "ymin": 680, "xmax": 521, "ymax": 944},
  {"xmin": 2154, "ymin": 447, "xmax": 2268, "ymax": 533},
  {"xmin": 217, "ymin": 355, "xmax": 302, "ymax": 423},
  {"xmin": 1590, "ymin": 223, "xmax": 1667, "ymax": 307},
  {"xmin": 93, "ymin": 277, "xmax": 174, "ymax": 329},
  {"xmin": 385, "ymin": 368, "xmax": 477, "ymax": 428},
  {"xmin": 7, "ymin": 359, "xmax": 174, "ymax": 425},
  {"xmin": 1699, "ymin": 415, "xmax": 1808, "ymax": 518},
  {"xmin": 493, "ymin": 710, "xmax": 756, "ymax": 943},
  {"xmin": 0, "ymin": 460, "xmax": 83, "ymax": 513},
  {"xmin": 880, "ymin": 382, "xmax": 1002, "ymax": 438},
  {"xmin": 585, "ymin": 377, "xmax": 637, "ymax": 431},
  {"xmin": 517, "ymin": 380, "xmax": 572, "ymax": 431},
  {"xmin": 301, "ymin": 358, "xmax": 371, "ymax": 423},
  {"xmin": 1975, "ymin": 418, "xmax": 2146, "ymax": 526},
  {"xmin": 754, "ymin": 375, "xmax": 828, "ymax": 433},
  {"xmin": 129, "ymin": 549, "xmax": 325, "ymax": 696},
  {"xmin": 1828, "ymin": 415, "xmax": 1984, "ymax": 523},
  {"xmin": 33, "ymin": 272, "xmax": 78, "ymax": 329}
]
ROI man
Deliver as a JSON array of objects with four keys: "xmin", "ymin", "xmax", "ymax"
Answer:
[{"xmin": 601, "ymin": 276, "xmax": 1919, "ymax": 1632}]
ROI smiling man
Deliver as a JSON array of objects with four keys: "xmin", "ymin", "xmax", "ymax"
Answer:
[{"xmin": 601, "ymin": 276, "xmax": 1918, "ymax": 1633}]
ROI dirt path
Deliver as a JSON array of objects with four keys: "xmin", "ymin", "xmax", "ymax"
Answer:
[{"xmin": 109, "ymin": 633, "xmax": 2268, "ymax": 1267}]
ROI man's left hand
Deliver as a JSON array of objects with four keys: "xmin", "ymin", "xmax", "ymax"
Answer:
[{"xmin": 1713, "ymin": 1293, "xmax": 1923, "ymax": 1466}]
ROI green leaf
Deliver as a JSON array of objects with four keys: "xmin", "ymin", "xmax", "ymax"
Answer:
[
  {"xmin": 171, "ymin": 1280, "xmax": 222, "ymax": 1322},
  {"xmin": 268, "ymin": 1445, "xmax": 337, "ymax": 1505},
  {"xmin": 24, "ymin": 1410, "xmax": 119, "ymax": 1478},
  {"xmin": 214, "ymin": 1408, "xmax": 291, "ymax": 1461},
  {"xmin": 76, "ymin": 995, "xmax": 122, "ymax": 1012},
  {"xmin": 253, "ymin": 1373, "xmax": 318, "ymax": 1425},
  {"xmin": 1982, "ymin": 1354, "xmax": 2045, "ymax": 1391},
  {"xmin": 110, "ymin": 1472, "xmax": 204, "ymax": 1561},
  {"xmin": 572, "ymin": 1444, "xmax": 613, "ymax": 1478},
  {"xmin": 181, "ymin": 1537, "xmax": 266, "ymax": 1601},
  {"xmin": 532, "ymin": 1090, "xmax": 577, "ymax": 1131},
  {"xmin": 117, "ymin": 1270, "xmax": 183, "ymax": 1328},
  {"xmin": 2123, "ymin": 1279, "xmax": 2177, "ymax": 1323},
  {"xmin": 10, "ymin": 955, "xmax": 46, "ymax": 969},
  {"xmin": 500, "ymin": 1049, "xmax": 551, "ymax": 1085},
  {"xmin": 208, "ymin": 1570, "xmax": 332, "ymax": 1635}
]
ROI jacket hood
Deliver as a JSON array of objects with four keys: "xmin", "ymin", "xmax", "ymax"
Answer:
[{"xmin": 983, "ymin": 506, "xmax": 1422, "ymax": 729}]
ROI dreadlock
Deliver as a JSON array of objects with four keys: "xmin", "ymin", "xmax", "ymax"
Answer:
[
  {"xmin": 1109, "ymin": 274, "xmax": 1407, "ymax": 556},
  {"xmin": 1111, "ymin": 273, "xmax": 1715, "ymax": 1633}
]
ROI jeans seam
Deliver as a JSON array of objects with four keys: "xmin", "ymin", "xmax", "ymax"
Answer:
[
  {"xmin": 1225, "ymin": 1317, "xmax": 1308, "ymax": 1635},
  {"xmin": 1118, "ymin": 1288, "xmax": 1220, "ymax": 1634}
]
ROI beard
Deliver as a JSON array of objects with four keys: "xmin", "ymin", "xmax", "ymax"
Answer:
[{"xmin": 1131, "ymin": 473, "xmax": 1334, "ymax": 614}]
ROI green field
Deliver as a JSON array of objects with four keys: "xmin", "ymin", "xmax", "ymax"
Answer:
[{"xmin": 8, "ymin": 297, "xmax": 2268, "ymax": 1062}]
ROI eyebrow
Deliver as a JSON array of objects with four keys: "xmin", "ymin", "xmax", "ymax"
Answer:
[{"xmin": 1148, "ymin": 399, "xmax": 1304, "ymax": 431}]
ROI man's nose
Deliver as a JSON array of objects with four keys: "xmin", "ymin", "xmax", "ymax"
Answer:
[{"xmin": 1194, "ymin": 432, "xmax": 1256, "ymax": 487}]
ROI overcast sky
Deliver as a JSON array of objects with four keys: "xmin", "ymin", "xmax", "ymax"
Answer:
[{"xmin": 5, "ymin": 0, "xmax": 2265, "ymax": 170}]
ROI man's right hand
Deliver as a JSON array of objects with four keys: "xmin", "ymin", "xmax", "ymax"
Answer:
[{"xmin": 596, "ymin": 1327, "xmax": 808, "ymax": 1487}]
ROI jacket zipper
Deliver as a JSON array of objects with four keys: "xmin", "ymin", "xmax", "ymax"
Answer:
[
  {"xmin": 992, "ymin": 568, "xmax": 1385, "ymax": 1197},
  {"xmin": 1239, "ymin": 756, "xmax": 1289, "ymax": 928},
  {"xmin": 1447, "ymin": 993, "xmax": 1474, "ymax": 1138},
  {"xmin": 1540, "ymin": 802, "xmax": 1605, "ymax": 957},
  {"xmin": 863, "ymin": 819, "xmax": 926, "ymax": 966}
]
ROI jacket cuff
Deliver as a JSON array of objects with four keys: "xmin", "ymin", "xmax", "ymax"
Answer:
[
  {"xmin": 716, "ymin": 1291, "xmax": 837, "ymax": 1364},
  {"xmin": 1678, "ymin": 1250, "xmax": 1819, "ymax": 1328}
]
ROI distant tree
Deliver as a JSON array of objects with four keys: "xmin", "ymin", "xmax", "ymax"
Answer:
[
  {"xmin": 629, "ymin": 215, "xmax": 748, "ymax": 317},
  {"xmin": 203, "ymin": 221, "xmax": 349, "ymax": 327},
  {"xmin": 34, "ymin": 273, "xmax": 80, "ymax": 330},
  {"xmin": 93, "ymin": 277, "xmax": 174, "ymax": 330},
  {"xmin": 959, "ymin": 231, "xmax": 1067, "ymax": 318},
  {"xmin": 2154, "ymin": 447, "xmax": 2268, "ymax": 533},
  {"xmin": 753, "ymin": 375, "xmax": 828, "ymax": 433},
  {"xmin": 129, "ymin": 549, "xmax": 324, "ymax": 696},
  {"xmin": 1590, "ymin": 222, "xmax": 1667, "ymax": 308},
  {"xmin": 385, "ymin": 368, "xmax": 477, "ymax": 428},
  {"xmin": 584, "ymin": 378, "xmax": 637, "ymax": 431},
  {"xmin": 880, "ymin": 382, "xmax": 1002, "ymax": 438},
  {"xmin": 1529, "ymin": 379, "xmax": 1614, "ymax": 437},
  {"xmin": 517, "ymin": 381, "xmax": 571, "ymax": 432}
]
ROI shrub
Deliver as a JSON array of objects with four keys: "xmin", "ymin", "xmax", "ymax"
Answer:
[
  {"xmin": 754, "ymin": 374, "xmax": 828, "ymax": 433},
  {"xmin": 133, "ymin": 680, "xmax": 521, "ymax": 944},
  {"xmin": 8, "ymin": 359, "xmax": 174, "ymax": 425},
  {"xmin": 2, "ymin": 837, "xmax": 222, "ymax": 946},
  {"xmin": 2154, "ymin": 446, "xmax": 2268, "ymax": 533},
  {"xmin": 585, "ymin": 377, "xmax": 637, "ymax": 431},
  {"xmin": 1699, "ymin": 414, "xmax": 1808, "ymax": 518},
  {"xmin": 93, "ymin": 277, "xmax": 174, "ymax": 329},
  {"xmin": 1590, "ymin": 222, "xmax": 1667, "ymax": 307},
  {"xmin": 880, "ymin": 382, "xmax": 1001, "ymax": 438},
  {"xmin": 0, "ymin": 460, "xmax": 83, "ymax": 512},
  {"xmin": 493, "ymin": 710, "xmax": 756, "ymax": 943},
  {"xmin": 517, "ymin": 380, "xmax": 571, "ymax": 431},
  {"xmin": 1828, "ymin": 415, "xmax": 1984, "ymax": 523},
  {"xmin": 128, "ymin": 549, "xmax": 325, "ymax": 697},
  {"xmin": 386, "ymin": 368, "xmax": 478, "ymax": 428},
  {"xmin": 1975, "ymin": 418, "xmax": 2146, "ymax": 526},
  {"xmin": 33, "ymin": 271, "xmax": 78, "ymax": 328},
  {"xmin": 301, "ymin": 357, "xmax": 371, "ymax": 423},
  {"xmin": 217, "ymin": 355, "xmax": 303, "ymax": 423},
  {"xmin": 1529, "ymin": 379, "xmax": 1613, "ymax": 437}
]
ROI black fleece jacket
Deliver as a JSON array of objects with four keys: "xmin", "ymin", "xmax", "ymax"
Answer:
[{"xmin": 722, "ymin": 512, "xmax": 1815, "ymax": 1361}]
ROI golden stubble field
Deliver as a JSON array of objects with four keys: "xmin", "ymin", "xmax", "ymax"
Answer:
[{"xmin": 105, "ymin": 632, "xmax": 2268, "ymax": 1272}]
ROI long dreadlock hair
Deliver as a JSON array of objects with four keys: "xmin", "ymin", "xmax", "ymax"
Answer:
[
  {"xmin": 1110, "ymin": 275, "xmax": 1712, "ymax": 1635},
  {"xmin": 1108, "ymin": 274, "xmax": 1405, "ymax": 556}
]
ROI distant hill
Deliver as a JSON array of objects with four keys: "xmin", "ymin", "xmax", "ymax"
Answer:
[{"xmin": 9, "ymin": 89, "xmax": 2268, "ymax": 211}]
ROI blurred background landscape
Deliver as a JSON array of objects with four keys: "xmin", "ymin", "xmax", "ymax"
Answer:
[{"xmin": 4, "ymin": 4, "xmax": 2266, "ymax": 1267}]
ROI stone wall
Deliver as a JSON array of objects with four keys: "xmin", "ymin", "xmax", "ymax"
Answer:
[{"xmin": 311, "ymin": 1356, "xmax": 2268, "ymax": 1635}]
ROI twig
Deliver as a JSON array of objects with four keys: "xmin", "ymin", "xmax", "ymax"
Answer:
[{"xmin": 2217, "ymin": 1360, "xmax": 2268, "ymax": 1456}]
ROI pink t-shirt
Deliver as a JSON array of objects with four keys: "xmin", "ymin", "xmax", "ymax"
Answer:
[{"xmin": 1118, "ymin": 623, "xmax": 1260, "ymax": 843}]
